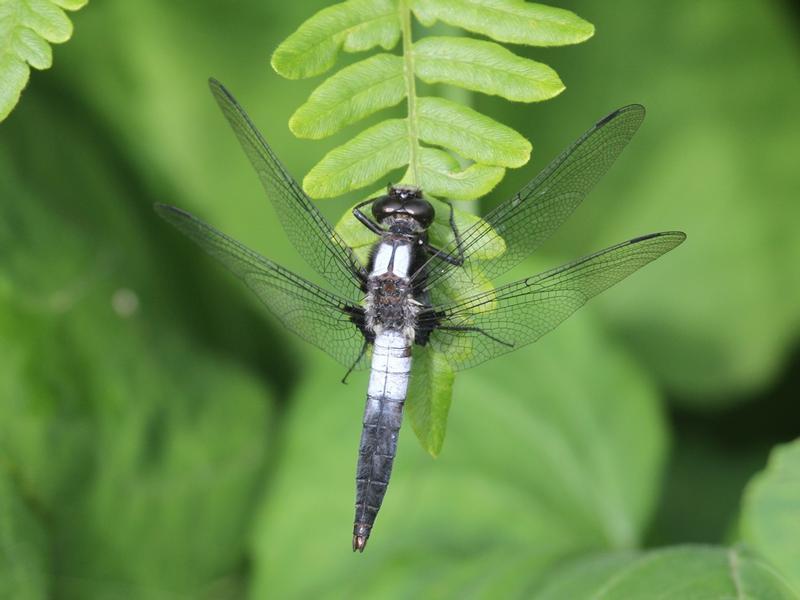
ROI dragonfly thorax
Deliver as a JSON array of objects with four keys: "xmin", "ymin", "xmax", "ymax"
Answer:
[
  {"xmin": 365, "ymin": 275, "xmax": 418, "ymax": 337},
  {"xmin": 365, "ymin": 239, "xmax": 422, "ymax": 340},
  {"xmin": 372, "ymin": 185, "xmax": 434, "ymax": 230}
]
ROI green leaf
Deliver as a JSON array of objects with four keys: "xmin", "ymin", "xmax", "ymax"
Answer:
[
  {"xmin": 303, "ymin": 118, "xmax": 408, "ymax": 197},
  {"xmin": 405, "ymin": 346, "xmax": 455, "ymax": 457},
  {"xmin": 0, "ymin": 0, "xmax": 88, "ymax": 122},
  {"xmin": 741, "ymin": 440, "xmax": 800, "ymax": 592},
  {"xmin": 418, "ymin": 96, "xmax": 531, "ymax": 167},
  {"xmin": 414, "ymin": 36, "xmax": 564, "ymax": 102},
  {"xmin": 534, "ymin": 546, "xmax": 799, "ymax": 599},
  {"xmin": 271, "ymin": 0, "xmax": 400, "ymax": 80},
  {"xmin": 411, "ymin": 0, "xmax": 594, "ymax": 47},
  {"xmin": 415, "ymin": 146, "xmax": 505, "ymax": 200},
  {"xmin": 290, "ymin": 53, "xmax": 405, "ymax": 139},
  {"xmin": 0, "ymin": 471, "xmax": 49, "ymax": 600},
  {"xmin": 251, "ymin": 313, "xmax": 667, "ymax": 597}
]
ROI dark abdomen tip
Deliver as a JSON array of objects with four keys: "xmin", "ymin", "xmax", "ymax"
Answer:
[{"xmin": 353, "ymin": 522, "xmax": 370, "ymax": 552}]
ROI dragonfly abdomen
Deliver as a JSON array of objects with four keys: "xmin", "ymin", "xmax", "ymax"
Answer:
[
  {"xmin": 353, "ymin": 329, "xmax": 411, "ymax": 552},
  {"xmin": 354, "ymin": 237, "xmax": 419, "ymax": 552}
]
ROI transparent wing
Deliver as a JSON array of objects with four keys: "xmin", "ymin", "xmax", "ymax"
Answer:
[
  {"xmin": 421, "ymin": 232, "xmax": 685, "ymax": 371},
  {"xmin": 156, "ymin": 204, "xmax": 368, "ymax": 370},
  {"xmin": 209, "ymin": 78, "xmax": 365, "ymax": 303},
  {"xmin": 415, "ymin": 105, "xmax": 647, "ymax": 300}
]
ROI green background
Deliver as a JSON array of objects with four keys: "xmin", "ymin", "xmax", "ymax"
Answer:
[{"xmin": 2, "ymin": 0, "xmax": 799, "ymax": 598}]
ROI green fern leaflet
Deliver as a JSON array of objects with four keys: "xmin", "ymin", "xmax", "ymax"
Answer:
[{"xmin": 0, "ymin": 0, "xmax": 89, "ymax": 122}]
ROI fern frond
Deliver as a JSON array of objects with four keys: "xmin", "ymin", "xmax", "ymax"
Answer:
[
  {"xmin": 304, "ymin": 112, "xmax": 519, "ymax": 199},
  {"xmin": 417, "ymin": 147, "xmax": 505, "ymax": 201},
  {"xmin": 290, "ymin": 53, "xmax": 404, "ymax": 139},
  {"xmin": 271, "ymin": 0, "xmax": 400, "ymax": 80},
  {"xmin": 0, "ymin": 0, "xmax": 88, "ymax": 122},
  {"xmin": 275, "ymin": 0, "xmax": 590, "ymax": 206},
  {"xmin": 273, "ymin": 0, "xmax": 593, "ymax": 455},
  {"xmin": 417, "ymin": 97, "xmax": 531, "ymax": 167},
  {"xmin": 414, "ymin": 36, "xmax": 564, "ymax": 102},
  {"xmin": 304, "ymin": 118, "xmax": 408, "ymax": 197},
  {"xmin": 410, "ymin": 0, "xmax": 594, "ymax": 46}
]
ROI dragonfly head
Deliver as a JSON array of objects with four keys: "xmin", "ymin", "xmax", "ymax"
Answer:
[{"xmin": 372, "ymin": 185, "xmax": 434, "ymax": 231}]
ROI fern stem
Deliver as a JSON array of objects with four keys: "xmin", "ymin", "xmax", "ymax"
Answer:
[{"xmin": 400, "ymin": 0, "xmax": 420, "ymax": 186}]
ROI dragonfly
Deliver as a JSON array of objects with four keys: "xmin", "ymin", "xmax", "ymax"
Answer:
[{"xmin": 156, "ymin": 79, "xmax": 685, "ymax": 553}]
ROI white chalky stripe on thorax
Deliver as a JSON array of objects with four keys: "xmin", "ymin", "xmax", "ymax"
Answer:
[{"xmin": 371, "ymin": 242, "xmax": 412, "ymax": 278}]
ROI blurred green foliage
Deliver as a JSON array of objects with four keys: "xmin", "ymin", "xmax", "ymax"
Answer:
[{"xmin": 1, "ymin": 0, "xmax": 799, "ymax": 598}]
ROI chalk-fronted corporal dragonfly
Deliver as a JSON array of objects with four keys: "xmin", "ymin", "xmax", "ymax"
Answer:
[{"xmin": 156, "ymin": 79, "xmax": 685, "ymax": 552}]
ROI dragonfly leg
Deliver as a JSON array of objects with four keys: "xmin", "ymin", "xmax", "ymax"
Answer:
[
  {"xmin": 424, "ymin": 199, "xmax": 466, "ymax": 266},
  {"xmin": 341, "ymin": 340, "xmax": 369, "ymax": 384},
  {"xmin": 444, "ymin": 198, "xmax": 466, "ymax": 262},
  {"xmin": 438, "ymin": 325, "xmax": 514, "ymax": 348},
  {"xmin": 353, "ymin": 197, "xmax": 385, "ymax": 235}
]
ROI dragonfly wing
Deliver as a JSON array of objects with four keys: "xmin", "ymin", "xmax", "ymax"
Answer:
[
  {"xmin": 156, "ymin": 204, "xmax": 369, "ymax": 370},
  {"xmin": 417, "ymin": 104, "xmax": 646, "ymax": 297},
  {"xmin": 422, "ymin": 232, "xmax": 685, "ymax": 371},
  {"xmin": 209, "ymin": 79, "xmax": 365, "ymax": 303}
]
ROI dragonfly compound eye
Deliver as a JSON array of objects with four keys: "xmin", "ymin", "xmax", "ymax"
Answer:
[
  {"xmin": 372, "ymin": 195, "xmax": 403, "ymax": 223},
  {"xmin": 403, "ymin": 198, "xmax": 434, "ymax": 228}
]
